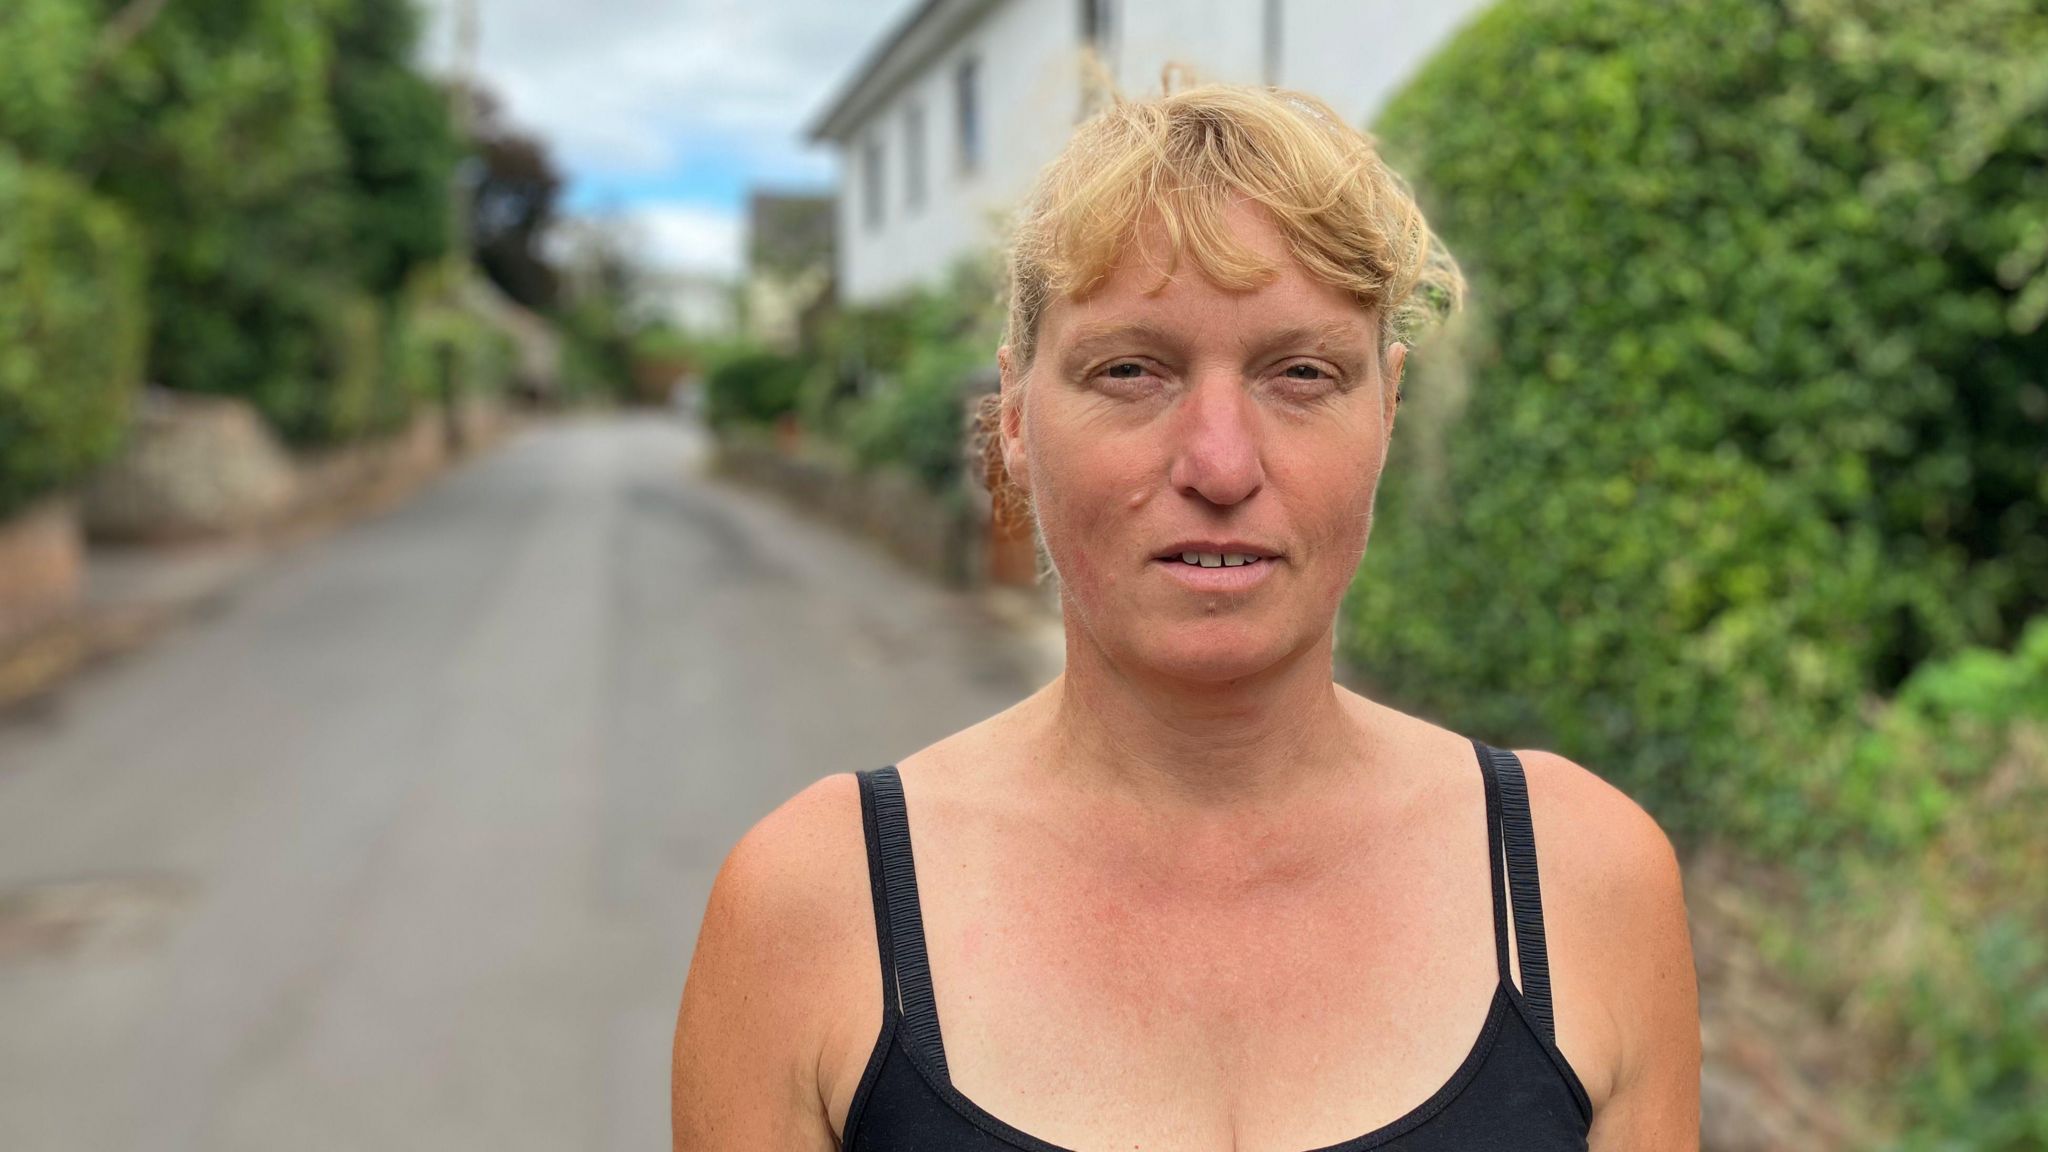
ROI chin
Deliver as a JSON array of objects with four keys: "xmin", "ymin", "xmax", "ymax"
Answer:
[{"xmin": 1124, "ymin": 615, "xmax": 1310, "ymax": 685}]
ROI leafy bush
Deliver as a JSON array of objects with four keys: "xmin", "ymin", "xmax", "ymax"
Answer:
[
  {"xmin": 1357, "ymin": 1, "xmax": 2048, "ymax": 1143},
  {"xmin": 817, "ymin": 259, "xmax": 1001, "ymax": 489},
  {"xmin": 77, "ymin": 0, "xmax": 356, "ymax": 444},
  {"xmin": 394, "ymin": 268, "xmax": 518, "ymax": 420},
  {"xmin": 703, "ymin": 351, "xmax": 808, "ymax": 429},
  {"xmin": 0, "ymin": 0, "xmax": 95, "ymax": 164},
  {"xmin": 4, "ymin": 0, "xmax": 463, "ymax": 449},
  {"xmin": 0, "ymin": 150, "xmax": 146, "ymax": 518},
  {"xmin": 842, "ymin": 339, "xmax": 981, "ymax": 491},
  {"xmin": 1803, "ymin": 621, "xmax": 2048, "ymax": 1147},
  {"xmin": 1352, "ymin": 0, "xmax": 2048, "ymax": 848}
]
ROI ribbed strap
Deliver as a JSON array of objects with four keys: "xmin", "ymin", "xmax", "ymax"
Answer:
[
  {"xmin": 1474, "ymin": 740, "xmax": 1515, "ymax": 986},
  {"xmin": 858, "ymin": 766, "xmax": 950, "ymax": 1076},
  {"xmin": 854, "ymin": 769, "xmax": 900, "ymax": 1027},
  {"xmin": 1477, "ymin": 741, "xmax": 1557, "ymax": 1044}
]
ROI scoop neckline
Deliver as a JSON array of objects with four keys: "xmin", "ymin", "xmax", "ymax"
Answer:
[{"xmin": 887, "ymin": 980, "xmax": 1517, "ymax": 1152}]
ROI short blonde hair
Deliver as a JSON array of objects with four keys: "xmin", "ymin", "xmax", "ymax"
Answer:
[{"xmin": 983, "ymin": 81, "xmax": 1463, "ymax": 520}]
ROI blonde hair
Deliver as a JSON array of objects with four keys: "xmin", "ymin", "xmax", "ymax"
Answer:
[{"xmin": 982, "ymin": 79, "xmax": 1463, "ymax": 521}]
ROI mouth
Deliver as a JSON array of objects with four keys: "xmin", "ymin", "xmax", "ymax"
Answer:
[
  {"xmin": 1150, "ymin": 543, "xmax": 1283, "ymax": 591},
  {"xmin": 1165, "ymin": 550, "xmax": 1270, "ymax": 569},
  {"xmin": 1152, "ymin": 543, "xmax": 1282, "ymax": 568}
]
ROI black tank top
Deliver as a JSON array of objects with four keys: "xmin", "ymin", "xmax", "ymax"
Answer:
[{"xmin": 845, "ymin": 741, "xmax": 1594, "ymax": 1150}]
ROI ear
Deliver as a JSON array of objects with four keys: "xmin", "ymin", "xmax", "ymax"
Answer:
[
  {"xmin": 997, "ymin": 344, "xmax": 1031, "ymax": 493},
  {"xmin": 1382, "ymin": 341, "xmax": 1407, "ymax": 431}
]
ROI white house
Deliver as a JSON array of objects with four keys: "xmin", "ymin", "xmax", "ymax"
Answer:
[{"xmin": 807, "ymin": 0, "xmax": 1494, "ymax": 306}]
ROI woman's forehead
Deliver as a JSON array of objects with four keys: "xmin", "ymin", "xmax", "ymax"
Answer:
[
  {"xmin": 1044, "ymin": 259, "xmax": 1375, "ymax": 357},
  {"xmin": 1041, "ymin": 200, "xmax": 1374, "ymax": 347}
]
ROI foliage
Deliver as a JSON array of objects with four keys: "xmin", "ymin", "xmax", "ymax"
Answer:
[
  {"xmin": 72, "ymin": 0, "xmax": 357, "ymax": 443},
  {"xmin": 0, "ymin": 0, "xmax": 96, "ymax": 164},
  {"xmin": 813, "ymin": 259, "xmax": 1002, "ymax": 490},
  {"xmin": 0, "ymin": 0, "xmax": 468, "ymax": 451},
  {"xmin": 466, "ymin": 88, "xmax": 563, "ymax": 311},
  {"xmin": 392, "ymin": 264, "xmax": 518, "ymax": 419},
  {"xmin": 1354, "ymin": 0, "xmax": 2048, "ymax": 847},
  {"xmin": 841, "ymin": 336, "xmax": 981, "ymax": 491},
  {"xmin": 703, "ymin": 351, "xmax": 808, "ymax": 429},
  {"xmin": 327, "ymin": 0, "xmax": 459, "ymax": 297},
  {"xmin": 0, "ymin": 148, "xmax": 146, "ymax": 518},
  {"xmin": 1799, "ymin": 621, "xmax": 2048, "ymax": 1148},
  {"xmin": 1359, "ymin": 0, "xmax": 2048, "ymax": 1143}
]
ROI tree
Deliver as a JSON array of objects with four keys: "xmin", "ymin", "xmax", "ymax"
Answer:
[
  {"xmin": 465, "ymin": 88, "xmax": 563, "ymax": 311},
  {"xmin": 328, "ymin": 0, "xmax": 459, "ymax": 297}
]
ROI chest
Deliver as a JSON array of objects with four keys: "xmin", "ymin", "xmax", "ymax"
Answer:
[{"xmin": 901, "ymin": 820, "xmax": 1510, "ymax": 1150}]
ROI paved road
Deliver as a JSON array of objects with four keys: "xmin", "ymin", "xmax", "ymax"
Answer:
[{"xmin": 0, "ymin": 414, "xmax": 1045, "ymax": 1152}]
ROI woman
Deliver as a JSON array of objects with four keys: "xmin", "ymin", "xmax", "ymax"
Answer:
[{"xmin": 674, "ymin": 83, "xmax": 1699, "ymax": 1150}]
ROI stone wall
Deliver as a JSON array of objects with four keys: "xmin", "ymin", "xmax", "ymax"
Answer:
[
  {"xmin": 0, "ymin": 391, "xmax": 518, "ymax": 668},
  {"xmin": 81, "ymin": 391, "xmax": 296, "ymax": 542},
  {"xmin": 80, "ymin": 390, "xmax": 513, "ymax": 544},
  {"xmin": 715, "ymin": 436, "xmax": 974, "ymax": 587},
  {"xmin": 0, "ymin": 498, "xmax": 83, "ymax": 653}
]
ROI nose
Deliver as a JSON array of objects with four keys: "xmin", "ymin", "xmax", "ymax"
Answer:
[{"xmin": 1166, "ymin": 372, "xmax": 1264, "ymax": 507}]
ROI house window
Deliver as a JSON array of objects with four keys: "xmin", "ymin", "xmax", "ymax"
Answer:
[
  {"xmin": 1077, "ymin": 0, "xmax": 1115, "ymax": 117},
  {"xmin": 861, "ymin": 132, "xmax": 885, "ymax": 231},
  {"xmin": 903, "ymin": 102, "xmax": 927, "ymax": 212},
  {"xmin": 954, "ymin": 56, "xmax": 981, "ymax": 176},
  {"xmin": 1080, "ymin": 0, "xmax": 1114, "ymax": 46}
]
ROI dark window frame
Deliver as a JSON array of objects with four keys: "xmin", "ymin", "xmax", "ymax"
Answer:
[
  {"xmin": 953, "ymin": 55, "xmax": 982, "ymax": 177},
  {"xmin": 861, "ymin": 132, "xmax": 886, "ymax": 231},
  {"xmin": 903, "ymin": 102, "xmax": 927, "ymax": 212}
]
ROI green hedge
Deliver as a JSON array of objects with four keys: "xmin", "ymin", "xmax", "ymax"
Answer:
[
  {"xmin": 394, "ymin": 268, "xmax": 518, "ymax": 418},
  {"xmin": 703, "ymin": 351, "xmax": 807, "ymax": 429},
  {"xmin": 0, "ymin": 0, "xmax": 94, "ymax": 165},
  {"xmin": 0, "ymin": 150, "xmax": 146, "ymax": 518},
  {"xmin": 1354, "ymin": 1, "xmax": 2047, "ymax": 1143},
  {"xmin": 1810, "ymin": 621, "xmax": 2048, "ymax": 1147},
  {"xmin": 1351, "ymin": 0, "xmax": 2048, "ymax": 848},
  {"xmin": 819, "ymin": 259, "xmax": 1002, "ymax": 491}
]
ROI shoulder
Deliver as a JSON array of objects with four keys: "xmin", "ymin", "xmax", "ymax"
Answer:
[
  {"xmin": 687, "ymin": 771, "xmax": 877, "ymax": 1016},
  {"xmin": 1515, "ymin": 749, "xmax": 1700, "ymax": 1143},
  {"xmin": 1514, "ymin": 748, "xmax": 1683, "ymax": 901},
  {"xmin": 702, "ymin": 772, "xmax": 872, "ymax": 935},
  {"xmin": 673, "ymin": 773, "xmax": 880, "ymax": 1148}
]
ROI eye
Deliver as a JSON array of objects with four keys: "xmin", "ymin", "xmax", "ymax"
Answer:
[
  {"xmin": 1090, "ymin": 359, "xmax": 1165, "ymax": 397},
  {"xmin": 1269, "ymin": 361, "xmax": 1343, "ymax": 398}
]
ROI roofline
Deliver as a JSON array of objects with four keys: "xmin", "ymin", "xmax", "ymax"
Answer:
[{"xmin": 805, "ymin": 0, "xmax": 1003, "ymax": 144}]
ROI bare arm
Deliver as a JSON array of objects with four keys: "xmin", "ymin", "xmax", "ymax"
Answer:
[
  {"xmin": 672, "ymin": 775, "xmax": 873, "ymax": 1151},
  {"xmin": 1522, "ymin": 751, "xmax": 1701, "ymax": 1151}
]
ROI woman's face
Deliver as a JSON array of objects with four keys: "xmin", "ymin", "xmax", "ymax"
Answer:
[{"xmin": 1003, "ymin": 201, "xmax": 1405, "ymax": 684}]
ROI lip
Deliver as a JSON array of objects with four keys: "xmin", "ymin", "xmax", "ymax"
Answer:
[
  {"xmin": 1150, "ymin": 542, "xmax": 1283, "ymax": 594},
  {"xmin": 1152, "ymin": 540, "xmax": 1283, "ymax": 561}
]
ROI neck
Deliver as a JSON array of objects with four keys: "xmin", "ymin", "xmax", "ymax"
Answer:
[{"xmin": 1041, "ymin": 612, "xmax": 1366, "ymax": 811}]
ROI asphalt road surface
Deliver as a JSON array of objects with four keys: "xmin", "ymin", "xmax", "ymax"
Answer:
[{"xmin": 0, "ymin": 414, "xmax": 1045, "ymax": 1152}]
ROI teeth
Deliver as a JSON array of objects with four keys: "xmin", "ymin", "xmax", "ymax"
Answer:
[
  {"xmin": 1199, "ymin": 553, "xmax": 1223, "ymax": 567},
  {"xmin": 1175, "ymin": 552, "xmax": 1264, "ymax": 567},
  {"xmin": 1182, "ymin": 552, "xmax": 1199, "ymax": 565}
]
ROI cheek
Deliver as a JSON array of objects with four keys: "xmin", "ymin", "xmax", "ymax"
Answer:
[
  {"xmin": 1028, "ymin": 415, "xmax": 1157, "ymax": 586},
  {"xmin": 1285, "ymin": 430, "xmax": 1389, "ymax": 574}
]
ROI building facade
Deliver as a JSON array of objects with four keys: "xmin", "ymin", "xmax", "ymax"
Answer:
[{"xmin": 808, "ymin": 0, "xmax": 1494, "ymax": 306}]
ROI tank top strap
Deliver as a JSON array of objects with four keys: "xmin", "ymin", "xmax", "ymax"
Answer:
[
  {"xmin": 855, "ymin": 766, "xmax": 950, "ymax": 1076},
  {"xmin": 1473, "ymin": 740, "xmax": 1557, "ymax": 1045}
]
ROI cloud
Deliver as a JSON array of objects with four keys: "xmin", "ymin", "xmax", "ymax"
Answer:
[
  {"xmin": 618, "ymin": 203, "xmax": 746, "ymax": 277},
  {"xmin": 416, "ymin": 0, "xmax": 918, "ymax": 198}
]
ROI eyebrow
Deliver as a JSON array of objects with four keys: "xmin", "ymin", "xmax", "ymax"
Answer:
[
  {"xmin": 1057, "ymin": 317, "xmax": 1369, "ymax": 367},
  {"xmin": 1242, "ymin": 320, "xmax": 1372, "ymax": 358},
  {"xmin": 1057, "ymin": 321, "xmax": 1184, "ymax": 367}
]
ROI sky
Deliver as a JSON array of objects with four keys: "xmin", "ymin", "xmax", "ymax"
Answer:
[{"xmin": 416, "ymin": 0, "xmax": 922, "ymax": 277}]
